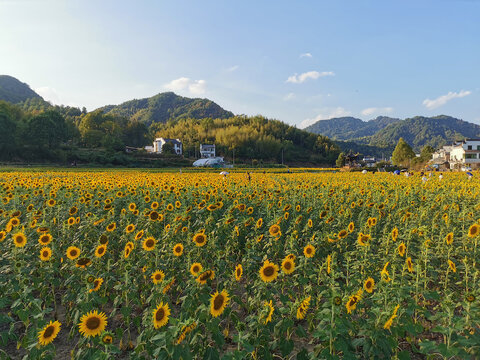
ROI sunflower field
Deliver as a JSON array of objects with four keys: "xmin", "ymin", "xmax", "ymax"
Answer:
[{"xmin": 1, "ymin": 170, "xmax": 480, "ymax": 359}]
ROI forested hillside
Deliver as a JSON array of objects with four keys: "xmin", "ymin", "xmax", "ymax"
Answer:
[
  {"xmin": 98, "ymin": 92, "xmax": 234, "ymax": 125},
  {"xmin": 151, "ymin": 116, "xmax": 340, "ymax": 164},
  {"xmin": 0, "ymin": 75, "xmax": 43, "ymax": 104}
]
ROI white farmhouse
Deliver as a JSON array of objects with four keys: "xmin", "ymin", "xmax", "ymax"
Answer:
[
  {"xmin": 200, "ymin": 144, "xmax": 216, "ymax": 158},
  {"xmin": 152, "ymin": 138, "xmax": 183, "ymax": 155},
  {"xmin": 448, "ymin": 139, "xmax": 480, "ymax": 169}
]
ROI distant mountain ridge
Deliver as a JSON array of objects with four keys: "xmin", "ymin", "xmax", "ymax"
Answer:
[
  {"xmin": 305, "ymin": 115, "xmax": 480, "ymax": 151},
  {"xmin": 304, "ymin": 116, "xmax": 401, "ymax": 140},
  {"xmin": 0, "ymin": 75, "xmax": 43, "ymax": 103},
  {"xmin": 97, "ymin": 92, "xmax": 234, "ymax": 125}
]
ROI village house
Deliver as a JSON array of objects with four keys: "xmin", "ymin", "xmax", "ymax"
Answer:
[
  {"xmin": 200, "ymin": 144, "xmax": 216, "ymax": 158},
  {"xmin": 147, "ymin": 138, "xmax": 183, "ymax": 155},
  {"xmin": 433, "ymin": 139, "xmax": 480, "ymax": 170}
]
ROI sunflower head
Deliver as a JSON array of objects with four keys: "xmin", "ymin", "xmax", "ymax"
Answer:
[
  {"xmin": 193, "ymin": 233, "xmax": 207, "ymax": 247},
  {"xmin": 152, "ymin": 302, "xmax": 171, "ymax": 329},
  {"xmin": 281, "ymin": 257, "xmax": 295, "ymax": 274},
  {"xmin": 173, "ymin": 243, "xmax": 184, "ymax": 256},
  {"xmin": 78, "ymin": 310, "xmax": 108, "ymax": 338},
  {"xmin": 39, "ymin": 247, "xmax": 52, "ymax": 261},
  {"xmin": 210, "ymin": 290, "xmax": 230, "ymax": 317},
  {"xmin": 363, "ymin": 278, "xmax": 375, "ymax": 293},
  {"xmin": 235, "ymin": 264, "xmax": 243, "ymax": 281},
  {"xmin": 142, "ymin": 237, "xmax": 156, "ymax": 251},
  {"xmin": 189, "ymin": 263, "xmax": 203, "ymax": 276},
  {"xmin": 102, "ymin": 332, "xmax": 114, "ymax": 345},
  {"xmin": 259, "ymin": 260, "xmax": 279, "ymax": 283},
  {"xmin": 269, "ymin": 224, "xmax": 281, "ymax": 237},
  {"xmin": 468, "ymin": 224, "xmax": 479, "ymax": 238},
  {"xmin": 13, "ymin": 232, "xmax": 27, "ymax": 248},
  {"xmin": 303, "ymin": 244, "xmax": 315, "ymax": 258},
  {"xmin": 38, "ymin": 320, "xmax": 61, "ymax": 346},
  {"xmin": 151, "ymin": 270, "xmax": 165, "ymax": 284}
]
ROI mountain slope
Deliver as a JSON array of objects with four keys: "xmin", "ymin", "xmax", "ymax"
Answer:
[
  {"xmin": 304, "ymin": 116, "xmax": 400, "ymax": 140},
  {"xmin": 370, "ymin": 115, "xmax": 480, "ymax": 150},
  {"xmin": 98, "ymin": 92, "xmax": 234, "ymax": 125},
  {"xmin": 0, "ymin": 75, "xmax": 43, "ymax": 103}
]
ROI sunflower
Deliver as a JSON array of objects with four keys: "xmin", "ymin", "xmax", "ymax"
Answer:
[
  {"xmin": 381, "ymin": 262, "xmax": 391, "ymax": 282},
  {"xmin": 445, "ymin": 232, "xmax": 454, "ymax": 245},
  {"xmin": 269, "ymin": 224, "xmax": 281, "ymax": 237},
  {"xmin": 101, "ymin": 332, "xmax": 114, "ymax": 345},
  {"xmin": 303, "ymin": 244, "xmax": 315, "ymax": 258},
  {"xmin": 406, "ymin": 257, "xmax": 414, "ymax": 273},
  {"xmin": 264, "ymin": 300, "xmax": 274, "ymax": 324},
  {"xmin": 192, "ymin": 233, "xmax": 207, "ymax": 247},
  {"xmin": 190, "ymin": 263, "xmax": 203, "ymax": 276},
  {"xmin": 149, "ymin": 211, "xmax": 160, "ymax": 221},
  {"xmin": 296, "ymin": 296, "xmax": 311, "ymax": 320},
  {"xmin": 391, "ymin": 227, "xmax": 399, "ymax": 241},
  {"xmin": 95, "ymin": 244, "xmax": 107, "ymax": 258},
  {"xmin": 152, "ymin": 302, "xmax": 171, "ymax": 329},
  {"xmin": 66, "ymin": 246, "xmax": 80, "ymax": 260},
  {"xmin": 39, "ymin": 247, "xmax": 52, "ymax": 261},
  {"xmin": 142, "ymin": 237, "xmax": 156, "ymax": 251},
  {"xmin": 38, "ymin": 320, "xmax": 61, "ymax": 346},
  {"xmin": 0, "ymin": 231, "xmax": 5, "ymax": 242},
  {"xmin": 363, "ymin": 278, "xmax": 375, "ymax": 293},
  {"xmin": 348, "ymin": 222, "xmax": 355, "ymax": 233},
  {"xmin": 338, "ymin": 229, "xmax": 348, "ymax": 239},
  {"xmin": 448, "ymin": 259, "xmax": 456, "ymax": 273},
  {"xmin": 173, "ymin": 243, "xmax": 184, "ymax": 256},
  {"xmin": 124, "ymin": 243, "xmax": 133, "ymax": 259},
  {"xmin": 466, "ymin": 294, "xmax": 476, "ymax": 303},
  {"xmin": 210, "ymin": 289, "xmax": 230, "ymax": 317},
  {"xmin": 284, "ymin": 212, "xmax": 289, "ymax": 220},
  {"xmin": 76, "ymin": 257, "xmax": 92, "ymax": 268},
  {"xmin": 125, "ymin": 224, "xmax": 135, "ymax": 234},
  {"xmin": 151, "ymin": 270, "xmax": 165, "ymax": 284},
  {"xmin": 128, "ymin": 203, "xmax": 136, "ymax": 212},
  {"xmin": 345, "ymin": 294, "xmax": 361, "ymax": 314},
  {"xmin": 13, "ymin": 232, "xmax": 27, "ymax": 248},
  {"xmin": 256, "ymin": 218, "xmax": 263, "ymax": 229},
  {"xmin": 259, "ymin": 260, "xmax": 279, "ymax": 283},
  {"xmin": 106, "ymin": 222, "xmax": 116, "ymax": 232},
  {"xmin": 38, "ymin": 233, "xmax": 52, "ymax": 246},
  {"xmin": 78, "ymin": 310, "xmax": 107, "ymax": 337},
  {"xmin": 281, "ymin": 256, "xmax": 295, "ymax": 274},
  {"xmin": 196, "ymin": 270, "xmax": 215, "ymax": 284},
  {"xmin": 468, "ymin": 224, "xmax": 479, "ymax": 238},
  {"xmin": 89, "ymin": 278, "xmax": 103, "ymax": 293},
  {"xmin": 383, "ymin": 305, "xmax": 400, "ymax": 330},
  {"xmin": 235, "ymin": 264, "xmax": 243, "ymax": 281},
  {"xmin": 397, "ymin": 242, "xmax": 406, "ymax": 257},
  {"xmin": 67, "ymin": 217, "xmax": 76, "ymax": 226},
  {"xmin": 135, "ymin": 230, "xmax": 144, "ymax": 241}
]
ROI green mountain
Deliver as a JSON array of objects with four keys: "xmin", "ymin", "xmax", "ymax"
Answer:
[
  {"xmin": 0, "ymin": 75, "xmax": 43, "ymax": 103},
  {"xmin": 370, "ymin": 115, "xmax": 480, "ymax": 151},
  {"xmin": 97, "ymin": 92, "xmax": 234, "ymax": 125},
  {"xmin": 304, "ymin": 116, "xmax": 400, "ymax": 140}
]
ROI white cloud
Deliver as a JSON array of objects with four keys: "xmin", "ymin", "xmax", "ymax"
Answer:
[
  {"xmin": 299, "ymin": 107, "xmax": 351, "ymax": 128},
  {"xmin": 283, "ymin": 93, "xmax": 295, "ymax": 101},
  {"xmin": 34, "ymin": 86, "xmax": 61, "ymax": 105},
  {"xmin": 299, "ymin": 53, "xmax": 312, "ymax": 58},
  {"xmin": 422, "ymin": 90, "xmax": 471, "ymax": 109},
  {"xmin": 286, "ymin": 71, "xmax": 334, "ymax": 84},
  {"xmin": 226, "ymin": 65, "xmax": 239, "ymax": 72},
  {"xmin": 361, "ymin": 107, "xmax": 394, "ymax": 117},
  {"xmin": 164, "ymin": 77, "xmax": 206, "ymax": 95}
]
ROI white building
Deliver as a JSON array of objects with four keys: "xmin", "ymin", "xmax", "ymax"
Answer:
[
  {"xmin": 152, "ymin": 138, "xmax": 183, "ymax": 155},
  {"xmin": 362, "ymin": 156, "xmax": 376, "ymax": 168},
  {"xmin": 200, "ymin": 144, "xmax": 216, "ymax": 158},
  {"xmin": 447, "ymin": 139, "xmax": 480, "ymax": 169}
]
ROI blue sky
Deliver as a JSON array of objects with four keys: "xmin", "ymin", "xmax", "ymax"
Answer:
[{"xmin": 1, "ymin": 0, "xmax": 479, "ymax": 127}]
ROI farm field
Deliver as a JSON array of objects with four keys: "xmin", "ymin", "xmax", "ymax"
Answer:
[{"xmin": 0, "ymin": 169, "xmax": 479, "ymax": 359}]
